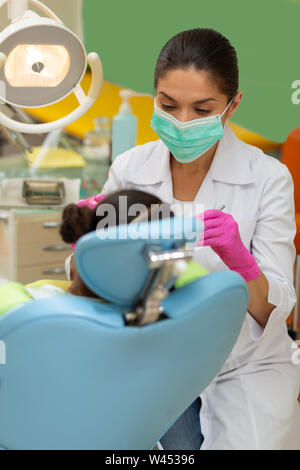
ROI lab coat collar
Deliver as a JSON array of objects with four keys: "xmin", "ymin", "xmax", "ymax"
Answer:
[
  {"xmin": 210, "ymin": 124, "xmax": 254, "ymax": 185},
  {"xmin": 128, "ymin": 124, "xmax": 253, "ymax": 186}
]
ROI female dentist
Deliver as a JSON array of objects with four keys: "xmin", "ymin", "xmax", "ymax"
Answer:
[{"xmin": 102, "ymin": 28, "xmax": 300, "ymax": 450}]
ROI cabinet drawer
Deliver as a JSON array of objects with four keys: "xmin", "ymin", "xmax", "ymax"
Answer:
[
  {"xmin": 15, "ymin": 211, "xmax": 72, "ymax": 267},
  {"xmin": 17, "ymin": 239, "xmax": 72, "ymax": 267},
  {"xmin": 16, "ymin": 213, "xmax": 63, "ymax": 246},
  {"xmin": 17, "ymin": 263, "xmax": 67, "ymax": 285}
]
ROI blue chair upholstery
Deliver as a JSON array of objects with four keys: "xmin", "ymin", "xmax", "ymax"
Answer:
[{"xmin": 0, "ymin": 218, "xmax": 248, "ymax": 450}]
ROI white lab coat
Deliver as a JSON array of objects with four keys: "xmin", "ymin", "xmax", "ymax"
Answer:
[{"xmin": 102, "ymin": 124, "xmax": 300, "ymax": 450}]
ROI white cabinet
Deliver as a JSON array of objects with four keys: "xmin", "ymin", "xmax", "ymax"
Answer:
[{"xmin": 0, "ymin": 209, "xmax": 72, "ymax": 284}]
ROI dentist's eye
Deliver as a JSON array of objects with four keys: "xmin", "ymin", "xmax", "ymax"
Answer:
[
  {"xmin": 162, "ymin": 104, "xmax": 176, "ymax": 110},
  {"xmin": 195, "ymin": 109, "xmax": 210, "ymax": 114}
]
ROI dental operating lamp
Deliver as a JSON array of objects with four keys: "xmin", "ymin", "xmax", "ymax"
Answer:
[{"xmin": 0, "ymin": 0, "xmax": 103, "ymax": 134}]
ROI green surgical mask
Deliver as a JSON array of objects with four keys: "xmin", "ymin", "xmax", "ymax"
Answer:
[{"xmin": 151, "ymin": 97, "xmax": 234, "ymax": 163}]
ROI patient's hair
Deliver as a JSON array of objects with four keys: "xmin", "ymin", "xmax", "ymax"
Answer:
[
  {"xmin": 60, "ymin": 189, "xmax": 172, "ymax": 244},
  {"xmin": 60, "ymin": 189, "xmax": 174, "ymax": 298}
]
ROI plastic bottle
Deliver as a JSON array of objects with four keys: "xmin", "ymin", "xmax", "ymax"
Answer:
[
  {"xmin": 112, "ymin": 90, "xmax": 138, "ymax": 161},
  {"xmin": 83, "ymin": 117, "xmax": 112, "ymax": 162}
]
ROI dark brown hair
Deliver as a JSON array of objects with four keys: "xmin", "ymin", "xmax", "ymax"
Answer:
[
  {"xmin": 154, "ymin": 28, "xmax": 239, "ymax": 102},
  {"xmin": 60, "ymin": 189, "xmax": 171, "ymax": 245},
  {"xmin": 60, "ymin": 189, "xmax": 174, "ymax": 299}
]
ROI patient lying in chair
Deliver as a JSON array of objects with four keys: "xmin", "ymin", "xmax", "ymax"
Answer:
[
  {"xmin": 60, "ymin": 189, "xmax": 172, "ymax": 297},
  {"xmin": 0, "ymin": 189, "xmax": 174, "ymax": 314},
  {"xmin": 0, "ymin": 189, "xmax": 208, "ymax": 316}
]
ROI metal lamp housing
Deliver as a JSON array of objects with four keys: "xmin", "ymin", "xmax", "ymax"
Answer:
[{"xmin": 0, "ymin": 15, "xmax": 87, "ymax": 108}]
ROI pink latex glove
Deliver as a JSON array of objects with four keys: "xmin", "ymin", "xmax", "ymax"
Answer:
[
  {"xmin": 196, "ymin": 210, "xmax": 260, "ymax": 282},
  {"xmin": 77, "ymin": 193, "xmax": 106, "ymax": 210},
  {"xmin": 70, "ymin": 193, "xmax": 106, "ymax": 249}
]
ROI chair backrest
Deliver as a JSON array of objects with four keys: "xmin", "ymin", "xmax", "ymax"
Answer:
[
  {"xmin": 0, "ymin": 218, "xmax": 248, "ymax": 450},
  {"xmin": 282, "ymin": 127, "xmax": 300, "ymax": 213},
  {"xmin": 75, "ymin": 216, "xmax": 203, "ymax": 306}
]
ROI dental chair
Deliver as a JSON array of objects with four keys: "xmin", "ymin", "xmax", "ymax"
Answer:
[{"xmin": 0, "ymin": 217, "xmax": 248, "ymax": 450}]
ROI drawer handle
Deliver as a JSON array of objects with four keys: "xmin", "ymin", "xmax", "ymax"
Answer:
[
  {"xmin": 43, "ymin": 268, "xmax": 65, "ymax": 275},
  {"xmin": 43, "ymin": 222, "xmax": 61, "ymax": 229},
  {"xmin": 43, "ymin": 245, "xmax": 71, "ymax": 252}
]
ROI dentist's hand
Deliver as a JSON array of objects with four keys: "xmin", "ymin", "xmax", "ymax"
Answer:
[
  {"xmin": 77, "ymin": 193, "xmax": 106, "ymax": 210},
  {"xmin": 196, "ymin": 210, "xmax": 260, "ymax": 282}
]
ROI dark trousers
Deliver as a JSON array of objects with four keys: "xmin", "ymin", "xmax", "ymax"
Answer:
[{"xmin": 160, "ymin": 398, "xmax": 204, "ymax": 450}]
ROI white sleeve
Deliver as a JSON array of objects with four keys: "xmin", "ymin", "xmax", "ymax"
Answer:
[{"xmin": 247, "ymin": 163, "xmax": 297, "ymax": 340}]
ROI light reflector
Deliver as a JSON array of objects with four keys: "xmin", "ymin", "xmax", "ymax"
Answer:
[
  {"xmin": 0, "ymin": 0, "xmax": 103, "ymax": 133},
  {"xmin": 5, "ymin": 43, "xmax": 70, "ymax": 87}
]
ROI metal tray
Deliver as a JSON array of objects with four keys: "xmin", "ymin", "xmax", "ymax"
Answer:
[{"xmin": 22, "ymin": 180, "xmax": 65, "ymax": 205}]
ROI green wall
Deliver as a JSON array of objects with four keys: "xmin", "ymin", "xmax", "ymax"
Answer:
[{"xmin": 83, "ymin": 0, "xmax": 300, "ymax": 142}]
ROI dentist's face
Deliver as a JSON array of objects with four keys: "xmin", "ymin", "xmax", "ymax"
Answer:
[{"xmin": 156, "ymin": 66, "xmax": 241, "ymax": 124}]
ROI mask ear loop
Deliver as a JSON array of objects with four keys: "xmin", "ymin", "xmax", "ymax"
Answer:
[{"xmin": 220, "ymin": 95, "xmax": 236, "ymax": 118}]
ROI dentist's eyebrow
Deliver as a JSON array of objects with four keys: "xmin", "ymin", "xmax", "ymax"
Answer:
[
  {"xmin": 193, "ymin": 98, "xmax": 217, "ymax": 104},
  {"xmin": 158, "ymin": 92, "xmax": 177, "ymax": 102},
  {"xmin": 158, "ymin": 91, "xmax": 217, "ymax": 104}
]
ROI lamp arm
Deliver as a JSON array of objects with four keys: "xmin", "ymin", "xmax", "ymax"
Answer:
[
  {"xmin": 0, "ymin": 52, "xmax": 103, "ymax": 134},
  {"xmin": 0, "ymin": 0, "xmax": 63, "ymax": 23},
  {"xmin": 7, "ymin": 0, "xmax": 28, "ymax": 20},
  {"xmin": 28, "ymin": 0, "xmax": 63, "ymax": 23}
]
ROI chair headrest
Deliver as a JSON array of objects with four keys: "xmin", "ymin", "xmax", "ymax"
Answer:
[{"xmin": 75, "ymin": 217, "xmax": 203, "ymax": 306}]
